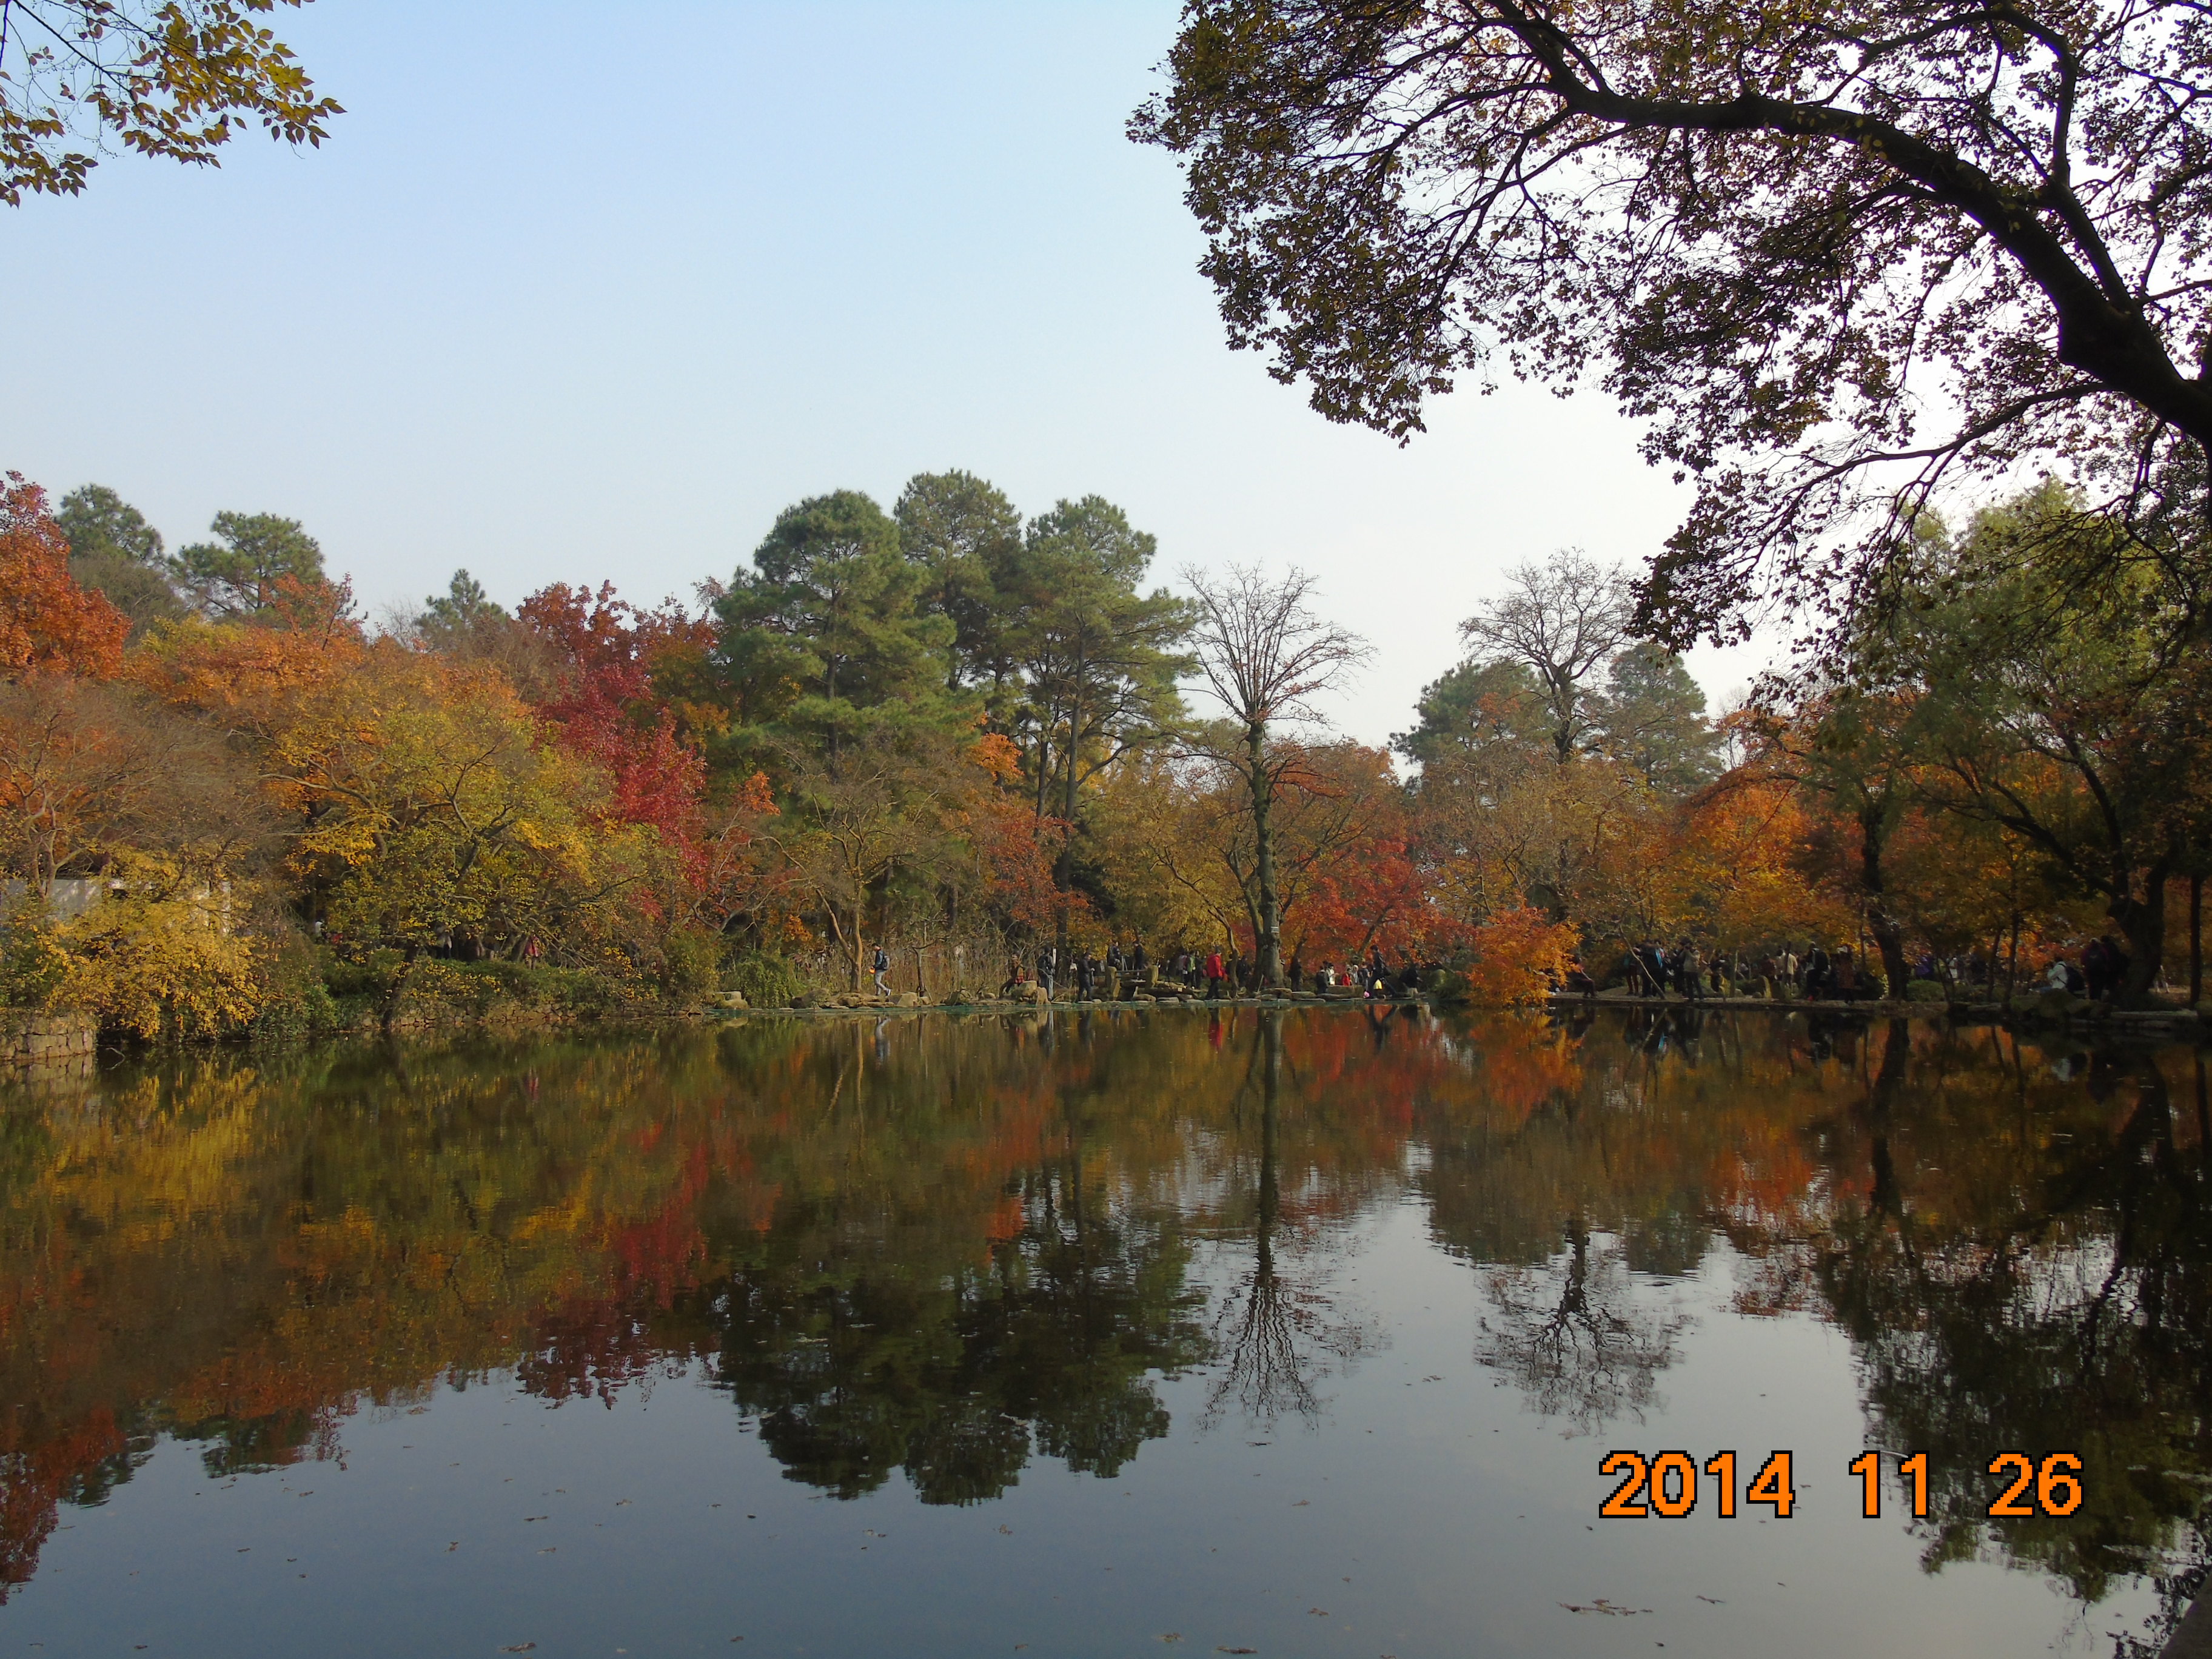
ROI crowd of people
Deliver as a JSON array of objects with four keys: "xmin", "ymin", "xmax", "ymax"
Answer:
[
  {"xmin": 994, "ymin": 943, "xmax": 1430, "ymax": 1003},
  {"xmin": 1585, "ymin": 934, "xmax": 2142, "ymax": 1004}
]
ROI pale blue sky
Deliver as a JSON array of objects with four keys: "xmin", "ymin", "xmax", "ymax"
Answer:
[{"xmin": 0, "ymin": 1, "xmax": 1764, "ymax": 745}]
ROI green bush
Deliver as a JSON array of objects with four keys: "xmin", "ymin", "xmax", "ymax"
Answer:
[
  {"xmin": 723, "ymin": 951, "xmax": 806, "ymax": 1008},
  {"xmin": 657, "ymin": 928, "xmax": 723, "ymax": 1004},
  {"xmin": 1904, "ymin": 979, "xmax": 1947, "ymax": 1003}
]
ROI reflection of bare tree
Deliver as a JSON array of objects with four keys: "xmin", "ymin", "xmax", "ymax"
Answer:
[
  {"xmin": 1472, "ymin": 1219, "xmax": 1688, "ymax": 1434},
  {"xmin": 1202, "ymin": 1013, "xmax": 1381, "ymax": 1430}
]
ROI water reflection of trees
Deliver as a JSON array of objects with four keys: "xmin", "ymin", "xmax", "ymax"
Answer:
[
  {"xmin": 0, "ymin": 1011, "xmax": 1424, "ymax": 1588},
  {"xmin": 1790, "ymin": 1024, "xmax": 2212, "ymax": 1615},
  {"xmin": 707, "ymin": 1152, "xmax": 1206, "ymax": 1504},
  {"xmin": 1471, "ymin": 1221, "xmax": 1688, "ymax": 1433},
  {"xmin": 1, "ymin": 1007, "xmax": 2207, "ymax": 1631},
  {"xmin": 1199, "ymin": 1012, "xmax": 1384, "ymax": 1431}
]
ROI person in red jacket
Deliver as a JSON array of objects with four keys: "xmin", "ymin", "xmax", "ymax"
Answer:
[{"xmin": 1204, "ymin": 948, "xmax": 1226, "ymax": 999}]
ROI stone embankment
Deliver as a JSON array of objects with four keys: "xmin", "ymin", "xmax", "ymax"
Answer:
[{"xmin": 1, "ymin": 1010, "xmax": 98, "ymax": 1067}]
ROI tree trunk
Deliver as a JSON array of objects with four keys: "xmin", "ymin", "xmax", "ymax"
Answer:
[
  {"xmin": 1247, "ymin": 722, "xmax": 1282, "ymax": 987},
  {"xmin": 2113, "ymin": 863, "xmax": 2170, "ymax": 1002},
  {"xmin": 1858, "ymin": 806, "xmax": 1910, "ymax": 997},
  {"xmin": 2190, "ymin": 871, "xmax": 2203, "ymax": 1006},
  {"xmin": 1056, "ymin": 703, "xmax": 1081, "ymax": 960}
]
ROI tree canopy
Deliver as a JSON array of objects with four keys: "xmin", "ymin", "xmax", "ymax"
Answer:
[
  {"xmin": 0, "ymin": 0, "xmax": 340, "ymax": 206},
  {"xmin": 1134, "ymin": 0, "xmax": 2212, "ymax": 640},
  {"xmin": 172, "ymin": 508, "xmax": 324, "ymax": 620}
]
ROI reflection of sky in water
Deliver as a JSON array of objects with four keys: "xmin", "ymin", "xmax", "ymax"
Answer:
[{"xmin": 0, "ymin": 1010, "xmax": 2200, "ymax": 1657}]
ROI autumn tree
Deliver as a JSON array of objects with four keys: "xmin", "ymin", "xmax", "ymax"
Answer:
[
  {"xmin": 1093, "ymin": 742, "xmax": 1423, "ymax": 964},
  {"xmin": 1267, "ymin": 744, "xmax": 1436, "ymax": 965},
  {"xmin": 134, "ymin": 613, "xmax": 674, "ymax": 1016},
  {"xmin": 1135, "ymin": 0, "xmax": 2212, "ymax": 641},
  {"xmin": 1089, "ymin": 753, "xmax": 1243, "ymax": 950},
  {"xmin": 0, "ymin": 677, "xmax": 264, "ymax": 901},
  {"xmin": 517, "ymin": 583, "xmax": 715, "ymax": 845},
  {"xmin": 0, "ymin": 0, "xmax": 340, "ymax": 206},
  {"xmin": 0, "ymin": 474, "xmax": 126, "ymax": 680},
  {"xmin": 1182, "ymin": 565, "xmax": 1369, "ymax": 985}
]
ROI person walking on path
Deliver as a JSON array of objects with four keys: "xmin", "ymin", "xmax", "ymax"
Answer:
[
  {"xmin": 872, "ymin": 944, "xmax": 891, "ymax": 998},
  {"xmin": 1205, "ymin": 948, "xmax": 1226, "ymax": 999},
  {"xmin": 1036, "ymin": 945, "xmax": 1056, "ymax": 1000},
  {"xmin": 1805, "ymin": 943, "xmax": 1832, "ymax": 1000}
]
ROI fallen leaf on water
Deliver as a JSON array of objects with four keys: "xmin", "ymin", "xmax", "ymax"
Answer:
[
  {"xmin": 1216, "ymin": 1648, "xmax": 1257, "ymax": 1655},
  {"xmin": 1290, "ymin": 1500, "xmax": 1309, "ymax": 1508},
  {"xmin": 1696, "ymin": 1595, "xmax": 1725, "ymax": 1604},
  {"xmin": 997, "ymin": 1524, "xmax": 1013, "ymax": 1535},
  {"xmin": 1158, "ymin": 1637, "xmax": 1183, "ymax": 1644},
  {"xmin": 1307, "ymin": 1608, "xmax": 1329, "ymax": 1617},
  {"xmin": 500, "ymin": 1647, "xmax": 537, "ymax": 1654},
  {"xmin": 1558, "ymin": 1600, "xmax": 1651, "ymax": 1617}
]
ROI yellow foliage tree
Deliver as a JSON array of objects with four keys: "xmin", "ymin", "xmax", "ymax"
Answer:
[
  {"xmin": 1456, "ymin": 907, "xmax": 1580, "ymax": 1004},
  {"xmin": 55, "ymin": 854, "xmax": 260, "ymax": 1037}
]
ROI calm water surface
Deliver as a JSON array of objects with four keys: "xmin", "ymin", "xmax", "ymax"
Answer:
[{"xmin": 2, "ymin": 1007, "xmax": 2207, "ymax": 1657}]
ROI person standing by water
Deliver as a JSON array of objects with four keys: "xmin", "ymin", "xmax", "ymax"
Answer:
[
  {"xmin": 872, "ymin": 943, "xmax": 891, "ymax": 998},
  {"xmin": 1205, "ymin": 948, "xmax": 1226, "ymax": 999},
  {"xmin": 1287, "ymin": 953, "xmax": 1304, "ymax": 991},
  {"xmin": 1676, "ymin": 940, "xmax": 1704, "ymax": 1001},
  {"xmin": 1036, "ymin": 945, "xmax": 1056, "ymax": 1000}
]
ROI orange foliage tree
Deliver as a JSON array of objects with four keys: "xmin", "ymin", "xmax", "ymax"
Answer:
[
  {"xmin": 1455, "ymin": 907, "xmax": 1580, "ymax": 1004},
  {"xmin": 0, "ymin": 474, "xmax": 126, "ymax": 682}
]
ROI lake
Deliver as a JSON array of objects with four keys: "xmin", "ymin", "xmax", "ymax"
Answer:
[{"xmin": 1, "ymin": 1006, "xmax": 2204, "ymax": 1658}]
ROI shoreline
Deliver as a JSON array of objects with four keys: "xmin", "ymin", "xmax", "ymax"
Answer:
[{"xmin": 1543, "ymin": 989, "xmax": 2208, "ymax": 1036}]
